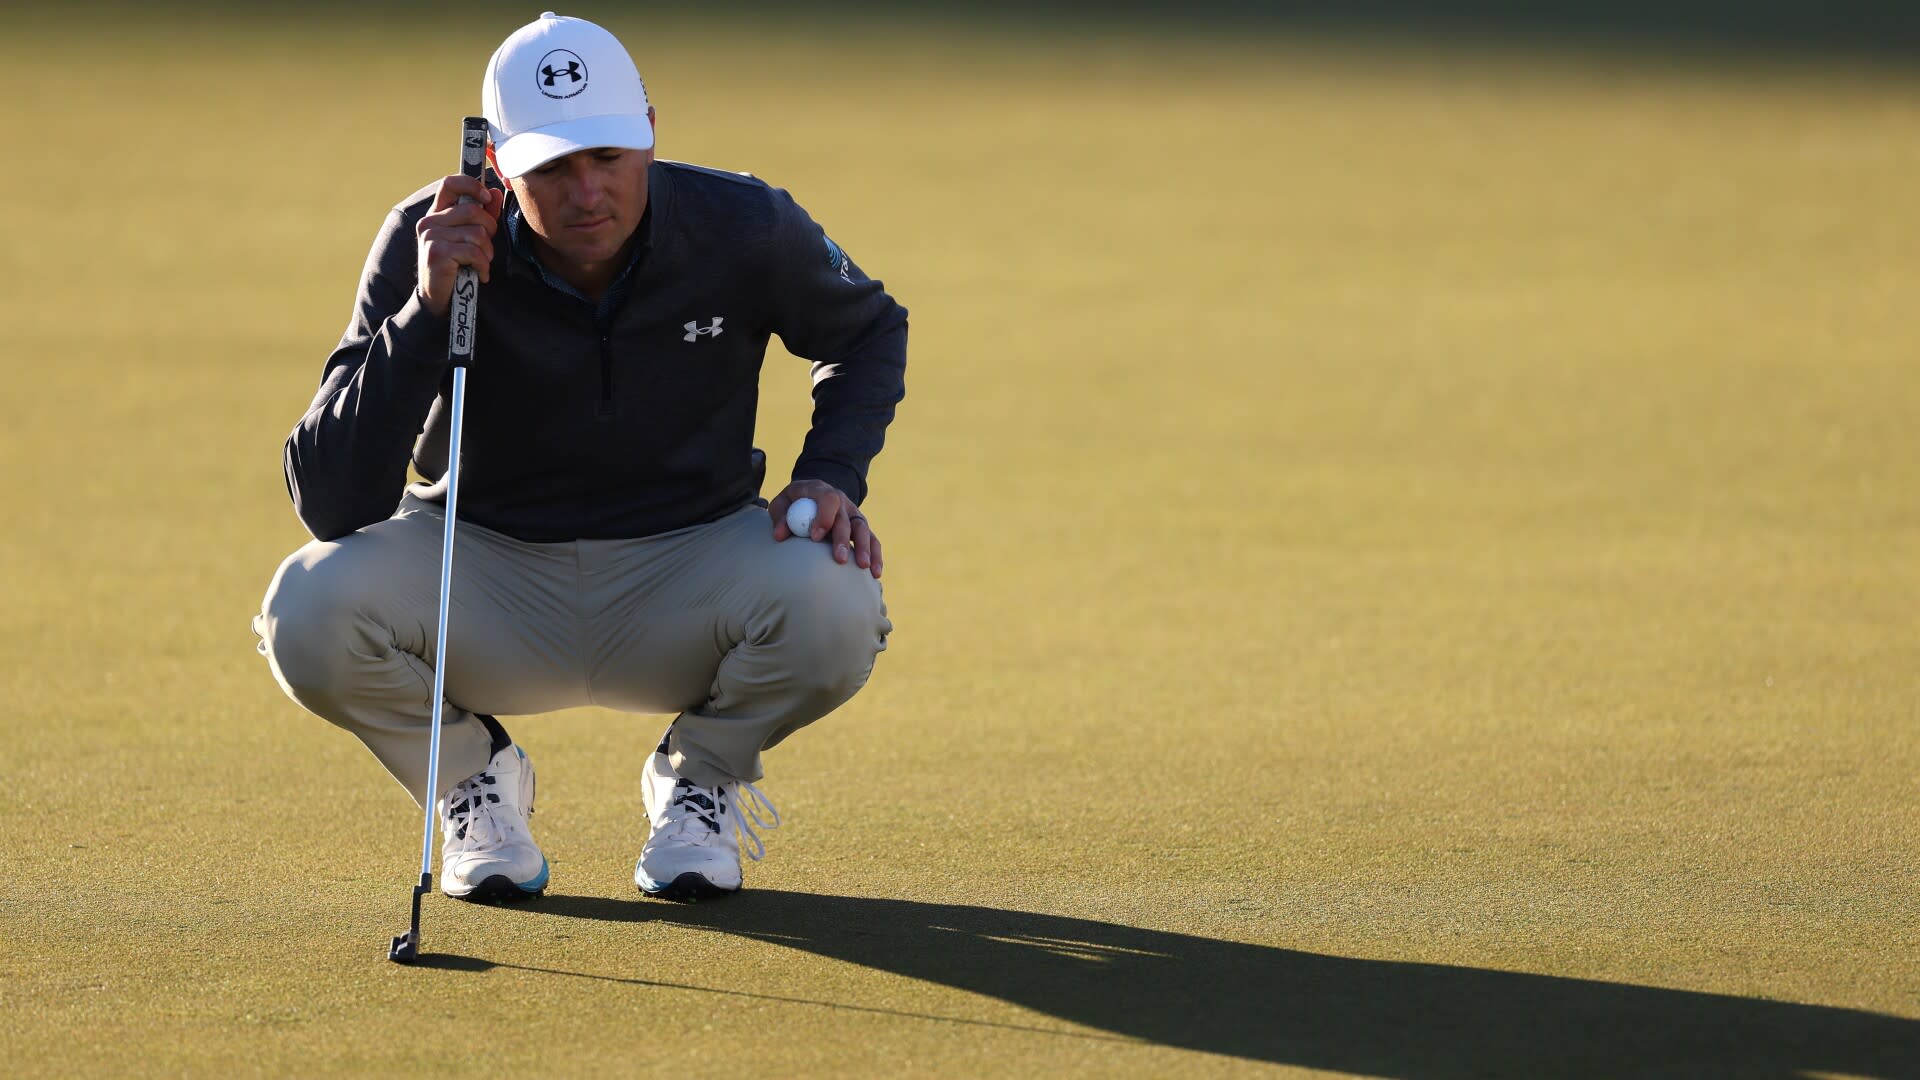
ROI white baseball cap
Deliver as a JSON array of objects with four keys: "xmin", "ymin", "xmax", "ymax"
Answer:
[{"xmin": 482, "ymin": 12, "xmax": 654, "ymax": 178}]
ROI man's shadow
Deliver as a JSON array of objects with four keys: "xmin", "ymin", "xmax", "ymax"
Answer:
[{"xmin": 466, "ymin": 890, "xmax": 1916, "ymax": 1078}]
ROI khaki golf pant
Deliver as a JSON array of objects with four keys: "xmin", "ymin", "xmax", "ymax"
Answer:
[{"xmin": 254, "ymin": 495, "xmax": 890, "ymax": 805}]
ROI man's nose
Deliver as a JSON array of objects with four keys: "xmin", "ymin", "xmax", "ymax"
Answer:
[{"xmin": 565, "ymin": 166, "xmax": 603, "ymax": 207}]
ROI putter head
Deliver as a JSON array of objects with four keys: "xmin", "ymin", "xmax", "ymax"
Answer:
[{"xmin": 388, "ymin": 871, "xmax": 431, "ymax": 964}]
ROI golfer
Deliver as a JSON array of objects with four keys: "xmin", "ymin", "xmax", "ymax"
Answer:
[{"xmin": 254, "ymin": 13, "xmax": 903, "ymax": 903}]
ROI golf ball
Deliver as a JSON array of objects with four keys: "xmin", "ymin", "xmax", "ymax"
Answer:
[{"xmin": 785, "ymin": 497, "xmax": 818, "ymax": 538}]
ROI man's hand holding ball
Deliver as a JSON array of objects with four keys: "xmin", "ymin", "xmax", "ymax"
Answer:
[{"xmin": 769, "ymin": 481, "xmax": 882, "ymax": 579}]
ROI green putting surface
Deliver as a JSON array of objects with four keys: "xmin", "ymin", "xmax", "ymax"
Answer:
[{"xmin": 4, "ymin": 7, "xmax": 1917, "ymax": 1076}]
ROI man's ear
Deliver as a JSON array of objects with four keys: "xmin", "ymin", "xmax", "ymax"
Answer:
[{"xmin": 484, "ymin": 142, "xmax": 505, "ymax": 186}]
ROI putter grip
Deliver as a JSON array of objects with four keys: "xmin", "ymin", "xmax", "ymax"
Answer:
[{"xmin": 448, "ymin": 116, "xmax": 488, "ymax": 368}]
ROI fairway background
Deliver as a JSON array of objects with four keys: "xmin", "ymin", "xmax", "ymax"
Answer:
[{"xmin": 3, "ymin": 3, "xmax": 1917, "ymax": 1075}]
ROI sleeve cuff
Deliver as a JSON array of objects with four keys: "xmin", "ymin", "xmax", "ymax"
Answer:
[
  {"xmin": 389, "ymin": 289, "xmax": 453, "ymax": 371},
  {"xmin": 791, "ymin": 460, "xmax": 867, "ymax": 505}
]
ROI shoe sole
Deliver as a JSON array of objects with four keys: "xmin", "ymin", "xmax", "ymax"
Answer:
[
  {"xmin": 446, "ymin": 859, "xmax": 550, "ymax": 904},
  {"xmin": 638, "ymin": 871, "xmax": 738, "ymax": 902}
]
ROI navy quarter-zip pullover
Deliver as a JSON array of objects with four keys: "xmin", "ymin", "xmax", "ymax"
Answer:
[{"xmin": 284, "ymin": 160, "xmax": 908, "ymax": 543}]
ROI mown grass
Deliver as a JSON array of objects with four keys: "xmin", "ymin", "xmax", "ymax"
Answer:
[{"xmin": 3, "ymin": 7, "xmax": 1916, "ymax": 1076}]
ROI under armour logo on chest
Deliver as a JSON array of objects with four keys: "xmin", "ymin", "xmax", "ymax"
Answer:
[{"xmin": 684, "ymin": 317, "xmax": 725, "ymax": 342}]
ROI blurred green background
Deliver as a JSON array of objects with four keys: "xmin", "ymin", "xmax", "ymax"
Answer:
[{"xmin": 2, "ymin": 3, "xmax": 1916, "ymax": 1075}]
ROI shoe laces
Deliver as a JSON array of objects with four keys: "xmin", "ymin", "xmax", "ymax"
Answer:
[
  {"xmin": 442, "ymin": 771, "xmax": 509, "ymax": 847},
  {"xmin": 663, "ymin": 778, "xmax": 781, "ymax": 861}
]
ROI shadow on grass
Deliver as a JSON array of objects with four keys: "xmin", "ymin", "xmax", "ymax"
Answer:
[
  {"xmin": 434, "ymin": 890, "xmax": 1920, "ymax": 1078},
  {"xmin": 410, "ymin": 953, "xmax": 499, "ymax": 973},
  {"xmin": 408, "ymin": 944, "xmax": 1134, "ymax": 1042}
]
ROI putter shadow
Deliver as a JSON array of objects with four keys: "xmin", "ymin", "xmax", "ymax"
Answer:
[
  {"xmin": 409, "ymin": 952, "xmax": 499, "ymax": 973},
  {"xmin": 497, "ymin": 890, "xmax": 1919, "ymax": 1079}
]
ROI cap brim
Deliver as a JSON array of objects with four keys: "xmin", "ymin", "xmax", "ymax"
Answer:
[{"xmin": 492, "ymin": 114, "xmax": 654, "ymax": 178}]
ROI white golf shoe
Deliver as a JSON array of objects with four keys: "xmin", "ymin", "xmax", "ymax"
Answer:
[
  {"xmin": 438, "ymin": 744, "xmax": 549, "ymax": 902},
  {"xmin": 635, "ymin": 735, "xmax": 780, "ymax": 901}
]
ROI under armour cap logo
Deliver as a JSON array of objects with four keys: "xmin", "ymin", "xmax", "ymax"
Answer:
[
  {"xmin": 536, "ymin": 49, "xmax": 588, "ymax": 99},
  {"xmin": 684, "ymin": 318, "xmax": 724, "ymax": 342}
]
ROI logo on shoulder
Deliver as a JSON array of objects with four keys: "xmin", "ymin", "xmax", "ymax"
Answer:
[
  {"xmin": 536, "ymin": 49, "xmax": 588, "ymax": 99},
  {"xmin": 822, "ymin": 236, "xmax": 855, "ymax": 284}
]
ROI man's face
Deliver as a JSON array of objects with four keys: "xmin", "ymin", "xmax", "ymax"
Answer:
[{"xmin": 508, "ymin": 145, "xmax": 653, "ymax": 268}]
